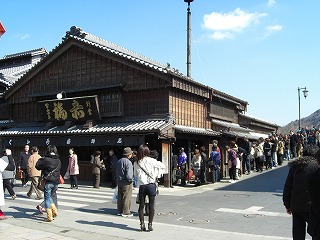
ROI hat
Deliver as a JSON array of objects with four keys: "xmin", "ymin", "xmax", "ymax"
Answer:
[
  {"xmin": 150, "ymin": 150, "xmax": 159, "ymax": 159},
  {"xmin": 123, "ymin": 147, "xmax": 133, "ymax": 156}
]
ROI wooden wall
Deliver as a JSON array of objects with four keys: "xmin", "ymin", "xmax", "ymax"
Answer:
[
  {"xmin": 7, "ymin": 45, "xmax": 170, "ymax": 122},
  {"xmin": 169, "ymin": 89, "xmax": 211, "ymax": 129}
]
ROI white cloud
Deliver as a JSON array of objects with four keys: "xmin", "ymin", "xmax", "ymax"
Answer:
[
  {"xmin": 266, "ymin": 25, "xmax": 282, "ymax": 31},
  {"xmin": 20, "ymin": 33, "xmax": 31, "ymax": 40},
  {"xmin": 202, "ymin": 8, "xmax": 267, "ymax": 40},
  {"xmin": 211, "ymin": 31, "xmax": 234, "ymax": 40},
  {"xmin": 268, "ymin": 0, "xmax": 276, "ymax": 7}
]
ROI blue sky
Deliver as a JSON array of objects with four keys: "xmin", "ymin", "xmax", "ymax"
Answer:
[{"xmin": 1, "ymin": 0, "xmax": 319, "ymax": 126}]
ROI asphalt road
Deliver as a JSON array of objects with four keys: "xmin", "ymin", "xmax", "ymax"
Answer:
[{"xmin": 1, "ymin": 162, "xmax": 312, "ymax": 240}]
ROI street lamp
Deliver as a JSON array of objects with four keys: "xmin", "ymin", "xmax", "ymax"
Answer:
[
  {"xmin": 56, "ymin": 91, "xmax": 66, "ymax": 99},
  {"xmin": 184, "ymin": 0, "xmax": 194, "ymax": 78},
  {"xmin": 298, "ymin": 87, "xmax": 308, "ymax": 130}
]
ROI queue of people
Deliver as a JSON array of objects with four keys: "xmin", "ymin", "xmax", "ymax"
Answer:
[{"xmin": 1, "ymin": 132, "xmax": 319, "ymax": 237}]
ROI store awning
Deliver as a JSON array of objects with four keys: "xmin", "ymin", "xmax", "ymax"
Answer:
[{"xmin": 0, "ymin": 118, "xmax": 174, "ymax": 147}]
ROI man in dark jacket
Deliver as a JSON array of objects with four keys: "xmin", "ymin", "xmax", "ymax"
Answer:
[
  {"xmin": 199, "ymin": 146, "xmax": 208, "ymax": 184},
  {"xmin": 109, "ymin": 150, "xmax": 118, "ymax": 188},
  {"xmin": 307, "ymin": 149, "xmax": 320, "ymax": 239},
  {"xmin": 290, "ymin": 130, "xmax": 299, "ymax": 158},
  {"xmin": 35, "ymin": 145, "xmax": 61, "ymax": 222},
  {"xmin": 19, "ymin": 145, "xmax": 31, "ymax": 187},
  {"xmin": 283, "ymin": 144, "xmax": 319, "ymax": 240},
  {"xmin": 242, "ymin": 137, "xmax": 252, "ymax": 174},
  {"xmin": 116, "ymin": 147, "xmax": 133, "ymax": 217}
]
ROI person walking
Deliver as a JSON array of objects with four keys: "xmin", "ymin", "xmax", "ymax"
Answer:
[
  {"xmin": 242, "ymin": 136, "xmax": 252, "ymax": 174},
  {"xmin": 92, "ymin": 150, "xmax": 103, "ymax": 188},
  {"xmin": 307, "ymin": 149, "xmax": 320, "ymax": 240},
  {"xmin": 177, "ymin": 147, "xmax": 188, "ymax": 186},
  {"xmin": 116, "ymin": 147, "xmax": 134, "ymax": 217},
  {"xmin": 134, "ymin": 145, "xmax": 165, "ymax": 231},
  {"xmin": 171, "ymin": 154, "xmax": 178, "ymax": 186},
  {"xmin": 208, "ymin": 145, "xmax": 221, "ymax": 183},
  {"xmin": 226, "ymin": 145, "xmax": 237, "ymax": 183},
  {"xmin": 27, "ymin": 146, "xmax": 43, "ymax": 200},
  {"xmin": 19, "ymin": 145, "xmax": 31, "ymax": 187},
  {"xmin": 270, "ymin": 134, "xmax": 279, "ymax": 167},
  {"xmin": 109, "ymin": 150, "xmax": 118, "ymax": 188},
  {"xmin": 67, "ymin": 148, "xmax": 79, "ymax": 189},
  {"xmin": 264, "ymin": 138, "xmax": 273, "ymax": 170},
  {"xmin": 2, "ymin": 149, "xmax": 16, "ymax": 200},
  {"xmin": 199, "ymin": 146, "xmax": 208, "ymax": 184},
  {"xmin": 283, "ymin": 144, "xmax": 319, "ymax": 240},
  {"xmin": 277, "ymin": 137, "xmax": 285, "ymax": 166},
  {"xmin": 290, "ymin": 130, "xmax": 299, "ymax": 158},
  {"xmin": 0, "ymin": 155, "xmax": 9, "ymax": 220},
  {"xmin": 254, "ymin": 138, "xmax": 265, "ymax": 172},
  {"xmin": 35, "ymin": 145, "xmax": 61, "ymax": 222},
  {"xmin": 191, "ymin": 149, "xmax": 201, "ymax": 186}
]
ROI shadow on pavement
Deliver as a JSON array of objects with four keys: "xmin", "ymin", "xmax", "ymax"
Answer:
[
  {"xmin": 75, "ymin": 207, "xmax": 138, "ymax": 217},
  {"xmin": 215, "ymin": 164, "xmax": 289, "ymax": 193},
  {"xmin": 76, "ymin": 220, "xmax": 138, "ymax": 231},
  {"xmin": 7, "ymin": 206, "xmax": 41, "ymax": 219}
]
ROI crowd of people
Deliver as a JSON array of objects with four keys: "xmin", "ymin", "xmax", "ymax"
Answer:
[
  {"xmin": 1, "ymin": 128, "xmax": 320, "ymax": 236},
  {"xmin": 0, "ymin": 144, "xmax": 165, "ymax": 232}
]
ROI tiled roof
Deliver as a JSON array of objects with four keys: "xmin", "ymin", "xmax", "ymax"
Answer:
[
  {"xmin": 249, "ymin": 132, "xmax": 269, "ymax": 140},
  {"xmin": 0, "ymin": 119, "xmax": 13, "ymax": 125},
  {"xmin": 0, "ymin": 119, "xmax": 172, "ymax": 136},
  {"xmin": 175, "ymin": 125, "xmax": 220, "ymax": 136},
  {"xmin": 0, "ymin": 48, "xmax": 47, "ymax": 87},
  {"xmin": 212, "ymin": 119, "xmax": 251, "ymax": 132},
  {"xmin": 62, "ymin": 26, "xmax": 188, "ymax": 80},
  {"xmin": 222, "ymin": 130, "xmax": 250, "ymax": 139},
  {"xmin": 239, "ymin": 113, "xmax": 278, "ymax": 127}
]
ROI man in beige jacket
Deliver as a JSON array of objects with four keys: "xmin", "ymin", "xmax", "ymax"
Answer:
[{"xmin": 27, "ymin": 146, "xmax": 43, "ymax": 199}]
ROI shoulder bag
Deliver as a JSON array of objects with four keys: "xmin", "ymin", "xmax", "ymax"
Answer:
[
  {"xmin": 38, "ymin": 163, "xmax": 60, "ymax": 191},
  {"xmin": 138, "ymin": 162, "xmax": 159, "ymax": 195}
]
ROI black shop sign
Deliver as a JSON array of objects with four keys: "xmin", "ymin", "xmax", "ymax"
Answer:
[{"xmin": 38, "ymin": 95, "xmax": 101, "ymax": 122}]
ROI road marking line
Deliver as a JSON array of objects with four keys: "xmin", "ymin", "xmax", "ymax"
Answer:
[
  {"xmin": 216, "ymin": 206, "xmax": 289, "ymax": 217},
  {"xmin": 12, "ymin": 197, "xmax": 87, "ymax": 208},
  {"xmin": 57, "ymin": 195, "xmax": 106, "ymax": 203},
  {"xmin": 58, "ymin": 188, "xmax": 114, "ymax": 195}
]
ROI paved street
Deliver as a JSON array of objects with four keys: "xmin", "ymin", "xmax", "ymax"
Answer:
[{"xmin": 0, "ymin": 162, "xmax": 312, "ymax": 239}]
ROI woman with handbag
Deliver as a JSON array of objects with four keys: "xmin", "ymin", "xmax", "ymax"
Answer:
[
  {"xmin": 35, "ymin": 145, "xmax": 61, "ymax": 222},
  {"xmin": 2, "ymin": 149, "xmax": 17, "ymax": 200},
  {"xmin": 66, "ymin": 148, "xmax": 79, "ymax": 189},
  {"xmin": 134, "ymin": 145, "xmax": 165, "ymax": 231},
  {"xmin": 0, "ymin": 155, "xmax": 9, "ymax": 220}
]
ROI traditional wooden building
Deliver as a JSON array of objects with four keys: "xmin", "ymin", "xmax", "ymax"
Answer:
[{"xmin": 0, "ymin": 26, "xmax": 277, "ymax": 185}]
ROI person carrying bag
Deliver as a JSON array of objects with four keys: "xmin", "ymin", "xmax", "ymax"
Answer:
[{"xmin": 134, "ymin": 145, "xmax": 165, "ymax": 232}]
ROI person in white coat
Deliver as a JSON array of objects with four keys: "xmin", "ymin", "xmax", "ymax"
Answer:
[
  {"xmin": 134, "ymin": 145, "xmax": 165, "ymax": 232},
  {"xmin": 0, "ymin": 156, "xmax": 9, "ymax": 220}
]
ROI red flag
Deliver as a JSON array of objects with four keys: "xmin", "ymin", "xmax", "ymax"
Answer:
[{"xmin": 0, "ymin": 22, "xmax": 6, "ymax": 38}]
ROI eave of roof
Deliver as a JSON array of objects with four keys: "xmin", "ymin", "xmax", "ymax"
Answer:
[
  {"xmin": 175, "ymin": 124, "xmax": 220, "ymax": 136},
  {"xmin": 0, "ymin": 119, "xmax": 172, "ymax": 137},
  {"xmin": 239, "ymin": 113, "xmax": 278, "ymax": 127},
  {"xmin": 212, "ymin": 119, "xmax": 251, "ymax": 132}
]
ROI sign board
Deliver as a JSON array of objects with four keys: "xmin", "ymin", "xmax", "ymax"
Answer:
[{"xmin": 38, "ymin": 95, "xmax": 100, "ymax": 122}]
